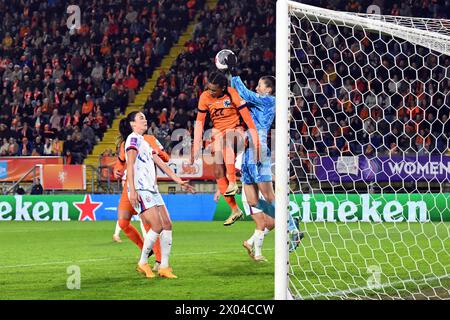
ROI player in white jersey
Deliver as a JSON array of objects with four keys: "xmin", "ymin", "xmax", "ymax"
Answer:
[{"xmin": 121, "ymin": 111, "xmax": 195, "ymax": 279}]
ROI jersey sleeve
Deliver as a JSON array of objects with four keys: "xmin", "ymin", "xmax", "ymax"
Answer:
[
  {"xmin": 125, "ymin": 134, "xmax": 139, "ymax": 153},
  {"xmin": 231, "ymin": 76, "xmax": 273, "ymax": 106},
  {"xmin": 114, "ymin": 142, "xmax": 126, "ymax": 175},
  {"xmin": 118, "ymin": 142, "xmax": 126, "ymax": 163},
  {"xmin": 231, "ymin": 76, "xmax": 259, "ymax": 104},
  {"xmin": 145, "ymin": 135, "xmax": 170, "ymax": 162},
  {"xmin": 197, "ymin": 93, "xmax": 209, "ymax": 113},
  {"xmin": 228, "ymin": 87, "xmax": 247, "ymax": 109}
]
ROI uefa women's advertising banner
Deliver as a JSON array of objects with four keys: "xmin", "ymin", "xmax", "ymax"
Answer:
[{"xmin": 315, "ymin": 155, "xmax": 450, "ymax": 182}]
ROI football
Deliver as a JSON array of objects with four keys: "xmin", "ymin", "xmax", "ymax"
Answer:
[{"xmin": 215, "ymin": 49, "xmax": 236, "ymax": 70}]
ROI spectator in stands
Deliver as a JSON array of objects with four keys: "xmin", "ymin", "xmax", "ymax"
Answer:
[
  {"xmin": 15, "ymin": 185, "xmax": 26, "ymax": 195},
  {"xmin": 18, "ymin": 137, "xmax": 33, "ymax": 156},
  {"xmin": 0, "ymin": 0, "xmax": 202, "ymax": 163},
  {"xmin": 63, "ymin": 134, "xmax": 73, "ymax": 164},
  {"xmin": 51, "ymin": 137, "xmax": 63, "ymax": 156},
  {"xmin": 81, "ymin": 95, "xmax": 94, "ymax": 120},
  {"xmin": 30, "ymin": 177, "xmax": 44, "ymax": 195},
  {"xmin": 173, "ymin": 108, "xmax": 189, "ymax": 128},
  {"xmin": 123, "ymin": 73, "xmax": 139, "ymax": 103},
  {"xmin": 158, "ymin": 107, "xmax": 169, "ymax": 125},
  {"xmin": 81, "ymin": 122, "xmax": 96, "ymax": 153},
  {"xmin": 34, "ymin": 136, "xmax": 44, "ymax": 156},
  {"xmin": 155, "ymin": 121, "xmax": 170, "ymax": 149},
  {"xmin": 147, "ymin": 122, "xmax": 158, "ymax": 135},
  {"xmin": 43, "ymin": 138, "xmax": 53, "ymax": 156},
  {"xmin": 70, "ymin": 133, "xmax": 88, "ymax": 164},
  {"xmin": 0, "ymin": 138, "xmax": 9, "ymax": 156},
  {"xmin": 7, "ymin": 137, "xmax": 18, "ymax": 156},
  {"xmin": 91, "ymin": 62, "xmax": 104, "ymax": 87},
  {"xmin": 49, "ymin": 109, "xmax": 62, "ymax": 131}
]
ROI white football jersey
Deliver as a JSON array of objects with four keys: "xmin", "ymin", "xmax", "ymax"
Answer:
[{"xmin": 125, "ymin": 132, "xmax": 158, "ymax": 192}]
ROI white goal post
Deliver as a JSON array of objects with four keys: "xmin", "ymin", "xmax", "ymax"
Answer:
[{"xmin": 275, "ymin": 0, "xmax": 450, "ymax": 300}]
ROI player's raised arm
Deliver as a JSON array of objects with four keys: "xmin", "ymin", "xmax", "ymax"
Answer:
[
  {"xmin": 145, "ymin": 135, "xmax": 170, "ymax": 162},
  {"xmin": 231, "ymin": 76, "xmax": 261, "ymax": 105},
  {"xmin": 113, "ymin": 141, "xmax": 126, "ymax": 179},
  {"xmin": 230, "ymin": 88, "xmax": 261, "ymax": 159},
  {"xmin": 153, "ymin": 154, "xmax": 195, "ymax": 193},
  {"xmin": 191, "ymin": 95, "xmax": 208, "ymax": 164}
]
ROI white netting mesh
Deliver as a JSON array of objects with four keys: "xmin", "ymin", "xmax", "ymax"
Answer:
[{"xmin": 287, "ymin": 3, "xmax": 450, "ymax": 300}]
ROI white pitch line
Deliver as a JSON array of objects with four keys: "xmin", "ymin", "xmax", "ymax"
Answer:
[
  {"xmin": 301, "ymin": 274, "xmax": 450, "ymax": 300},
  {"xmin": 0, "ymin": 248, "xmax": 276, "ymax": 270},
  {"xmin": 0, "ymin": 258, "xmax": 115, "ymax": 269}
]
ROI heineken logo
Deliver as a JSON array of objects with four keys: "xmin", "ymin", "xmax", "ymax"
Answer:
[
  {"xmin": 213, "ymin": 193, "xmax": 449, "ymax": 222},
  {"xmin": 288, "ymin": 194, "xmax": 438, "ymax": 223},
  {"xmin": 0, "ymin": 195, "xmax": 71, "ymax": 221},
  {"xmin": 0, "ymin": 195, "xmax": 103, "ymax": 221}
]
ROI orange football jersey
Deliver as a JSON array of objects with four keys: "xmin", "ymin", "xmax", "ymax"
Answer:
[{"xmin": 197, "ymin": 87, "xmax": 247, "ymax": 133}]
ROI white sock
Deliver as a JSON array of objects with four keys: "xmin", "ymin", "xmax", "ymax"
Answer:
[
  {"xmin": 139, "ymin": 220, "xmax": 147, "ymax": 237},
  {"xmin": 160, "ymin": 230, "xmax": 173, "ymax": 269},
  {"xmin": 253, "ymin": 229, "xmax": 265, "ymax": 257},
  {"xmin": 246, "ymin": 234, "xmax": 255, "ymax": 246},
  {"xmin": 248, "ymin": 228, "xmax": 270, "ymax": 245},
  {"xmin": 114, "ymin": 221, "xmax": 121, "ymax": 237},
  {"xmin": 139, "ymin": 229, "xmax": 159, "ymax": 265}
]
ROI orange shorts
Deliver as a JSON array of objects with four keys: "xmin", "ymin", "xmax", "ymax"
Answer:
[
  {"xmin": 118, "ymin": 183, "xmax": 137, "ymax": 214},
  {"xmin": 210, "ymin": 128, "xmax": 245, "ymax": 160}
]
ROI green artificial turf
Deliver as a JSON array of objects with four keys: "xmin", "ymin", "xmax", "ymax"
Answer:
[{"xmin": 0, "ymin": 221, "xmax": 448, "ymax": 300}]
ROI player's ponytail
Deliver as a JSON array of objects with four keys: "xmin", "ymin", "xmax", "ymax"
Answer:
[
  {"xmin": 208, "ymin": 71, "xmax": 232, "ymax": 101},
  {"xmin": 119, "ymin": 111, "xmax": 140, "ymax": 143},
  {"xmin": 261, "ymin": 76, "xmax": 276, "ymax": 96}
]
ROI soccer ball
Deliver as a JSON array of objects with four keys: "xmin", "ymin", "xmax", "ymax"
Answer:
[{"xmin": 215, "ymin": 49, "xmax": 236, "ymax": 71}]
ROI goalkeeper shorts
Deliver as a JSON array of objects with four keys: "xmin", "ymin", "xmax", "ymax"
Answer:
[{"xmin": 241, "ymin": 150, "xmax": 272, "ymax": 184}]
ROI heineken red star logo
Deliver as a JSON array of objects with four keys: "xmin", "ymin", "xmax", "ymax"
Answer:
[{"xmin": 74, "ymin": 195, "xmax": 101, "ymax": 221}]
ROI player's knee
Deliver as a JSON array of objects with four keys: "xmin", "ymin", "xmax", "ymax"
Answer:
[
  {"xmin": 265, "ymin": 216, "xmax": 275, "ymax": 230},
  {"xmin": 260, "ymin": 187, "xmax": 275, "ymax": 203},
  {"xmin": 152, "ymin": 226, "xmax": 163, "ymax": 234},
  {"xmin": 118, "ymin": 219, "xmax": 130, "ymax": 230},
  {"xmin": 263, "ymin": 191, "xmax": 275, "ymax": 203},
  {"xmin": 214, "ymin": 167, "xmax": 224, "ymax": 178},
  {"xmin": 162, "ymin": 222, "xmax": 172, "ymax": 231},
  {"xmin": 247, "ymin": 197, "xmax": 259, "ymax": 207}
]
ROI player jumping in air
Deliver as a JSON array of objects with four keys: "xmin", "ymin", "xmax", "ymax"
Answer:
[
  {"xmin": 191, "ymin": 72, "xmax": 261, "ymax": 226},
  {"xmin": 225, "ymin": 55, "xmax": 304, "ymax": 256}
]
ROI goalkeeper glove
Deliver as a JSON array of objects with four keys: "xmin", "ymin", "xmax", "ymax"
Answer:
[{"xmin": 224, "ymin": 54, "xmax": 238, "ymax": 76}]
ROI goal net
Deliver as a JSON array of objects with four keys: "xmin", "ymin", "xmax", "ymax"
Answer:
[{"xmin": 275, "ymin": 0, "xmax": 450, "ymax": 300}]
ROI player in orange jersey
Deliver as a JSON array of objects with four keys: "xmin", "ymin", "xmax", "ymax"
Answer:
[
  {"xmin": 112, "ymin": 132, "xmax": 169, "ymax": 271},
  {"xmin": 191, "ymin": 72, "xmax": 260, "ymax": 226}
]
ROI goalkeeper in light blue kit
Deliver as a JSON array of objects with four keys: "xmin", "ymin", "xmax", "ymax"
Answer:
[{"xmin": 224, "ymin": 53, "xmax": 304, "ymax": 260}]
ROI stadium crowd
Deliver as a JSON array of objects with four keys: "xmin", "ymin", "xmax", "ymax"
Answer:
[
  {"xmin": 0, "ymin": 0, "xmax": 201, "ymax": 162},
  {"xmin": 142, "ymin": 0, "xmax": 275, "ymax": 153},
  {"xmin": 290, "ymin": 3, "xmax": 450, "ymax": 160}
]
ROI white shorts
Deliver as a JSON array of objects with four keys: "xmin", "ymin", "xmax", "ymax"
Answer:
[
  {"xmin": 129, "ymin": 190, "xmax": 165, "ymax": 214},
  {"xmin": 241, "ymin": 187, "xmax": 265, "ymax": 216}
]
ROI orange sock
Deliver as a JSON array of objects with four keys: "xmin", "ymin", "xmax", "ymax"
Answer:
[
  {"xmin": 119, "ymin": 219, "xmax": 143, "ymax": 250},
  {"xmin": 216, "ymin": 177, "xmax": 238, "ymax": 210},
  {"xmin": 223, "ymin": 146, "xmax": 237, "ymax": 182},
  {"xmin": 143, "ymin": 223, "xmax": 161, "ymax": 263}
]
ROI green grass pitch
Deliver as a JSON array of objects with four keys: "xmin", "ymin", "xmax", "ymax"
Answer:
[
  {"xmin": 0, "ymin": 221, "xmax": 275, "ymax": 300},
  {"xmin": 0, "ymin": 221, "xmax": 448, "ymax": 300}
]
